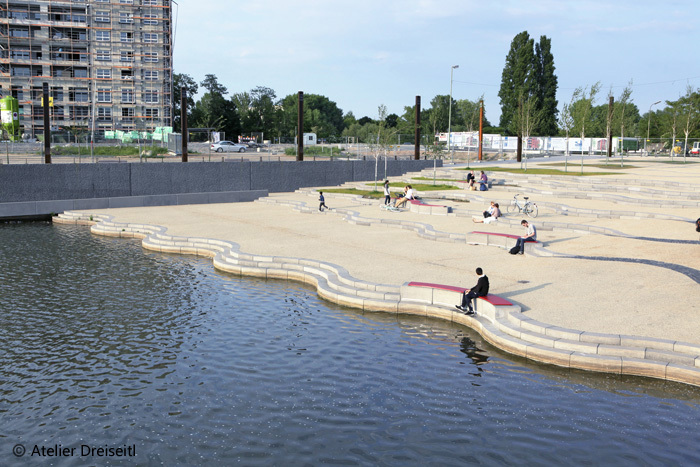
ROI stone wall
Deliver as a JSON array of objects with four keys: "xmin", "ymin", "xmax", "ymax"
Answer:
[{"xmin": 0, "ymin": 159, "xmax": 440, "ymax": 217}]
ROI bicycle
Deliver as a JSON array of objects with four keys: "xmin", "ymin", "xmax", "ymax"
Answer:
[{"xmin": 507, "ymin": 194, "xmax": 538, "ymax": 218}]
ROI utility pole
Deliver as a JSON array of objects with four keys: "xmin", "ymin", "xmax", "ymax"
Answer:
[
  {"xmin": 447, "ymin": 65, "xmax": 459, "ymax": 164},
  {"xmin": 478, "ymin": 100, "xmax": 484, "ymax": 161}
]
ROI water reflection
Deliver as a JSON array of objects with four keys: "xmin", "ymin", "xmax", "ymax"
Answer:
[{"xmin": 0, "ymin": 223, "xmax": 699, "ymax": 466}]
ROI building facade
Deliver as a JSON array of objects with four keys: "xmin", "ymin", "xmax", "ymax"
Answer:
[{"xmin": 0, "ymin": 0, "xmax": 172, "ymax": 138}]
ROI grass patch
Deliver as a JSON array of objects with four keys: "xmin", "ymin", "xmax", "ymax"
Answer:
[
  {"xmin": 320, "ymin": 188, "xmax": 384, "ymax": 199},
  {"xmin": 541, "ymin": 162, "xmax": 639, "ymax": 169},
  {"xmin": 621, "ymin": 159, "xmax": 699, "ymax": 164},
  {"xmin": 413, "ymin": 177, "xmax": 463, "ymax": 182},
  {"xmin": 458, "ymin": 166, "xmax": 621, "ymax": 176},
  {"xmin": 48, "ymin": 145, "xmax": 169, "ymax": 157},
  {"xmin": 364, "ymin": 182, "xmax": 459, "ymax": 191}
]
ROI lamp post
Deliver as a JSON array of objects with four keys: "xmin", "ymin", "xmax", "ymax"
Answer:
[
  {"xmin": 447, "ymin": 65, "xmax": 459, "ymax": 164},
  {"xmin": 646, "ymin": 100, "xmax": 661, "ymax": 156}
]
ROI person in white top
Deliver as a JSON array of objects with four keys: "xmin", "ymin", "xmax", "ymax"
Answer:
[
  {"xmin": 394, "ymin": 185, "xmax": 415, "ymax": 208},
  {"xmin": 514, "ymin": 219, "xmax": 537, "ymax": 254},
  {"xmin": 473, "ymin": 202, "xmax": 501, "ymax": 224}
]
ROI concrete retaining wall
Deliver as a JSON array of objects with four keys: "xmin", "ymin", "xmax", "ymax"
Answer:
[{"xmin": 0, "ymin": 159, "xmax": 439, "ymax": 218}]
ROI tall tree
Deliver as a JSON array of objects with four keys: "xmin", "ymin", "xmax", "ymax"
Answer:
[
  {"xmin": 429, "ymin": 94, "xmax": 451, "ymax": 136},
  {"xmin": 200, "ymin": 74, "xmax": 228, "ymax": 95},
  {"xmin": 173, "ymin": 73, "xmax": 198, "ymax": 132},
  {"xmin": 558, "ymin": 92, "xmax": 575, "ymax": 171},
  {"xmin": 234, "ymin": 86, "xmax": 278, "ymax": 138},
  {"xmin": 277, "ymin": 93, "xmax": 344, "ymax": 139},
  {"xmin": 679, "ymin": 84, "xmax": 697, "ymax": 160},
  {"xmin": 454, "ymin": 97, "xmax": 490, "ymax": 132},
  {"xmin": 498, "ymin": 31, "xmax": 535, "ymax": 133},
  {"xmin": 570, "ymin": 82, "xmax": 601, "ymax": 171},
  {"xmin": 191, "ymin": 74, "xmax": 240, "ymax": 140},
  {"xmin": 533, "ymin": 35, "xmax": 558, "ymax": 135},
  {"xmin": 616, "ymin": 82, "xmax": 633, "ymax": 155}
]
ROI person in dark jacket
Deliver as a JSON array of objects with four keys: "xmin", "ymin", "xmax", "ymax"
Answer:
[{"xmin": 456, "ymin": 267, "xmax": 489, "ymax": 315}]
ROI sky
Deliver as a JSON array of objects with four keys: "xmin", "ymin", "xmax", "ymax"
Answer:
[{"xmin": 173, "ymin": 0, "xmax": 700, "ymax": 126}]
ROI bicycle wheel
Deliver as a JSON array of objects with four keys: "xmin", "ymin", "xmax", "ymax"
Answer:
[
  {"xmin": 507, "ymin": 201, "xmax": 518, "ymax": 214},
  {"xmin": 526, "ymin": 203, "xmax": 538, "ymax": 218}
]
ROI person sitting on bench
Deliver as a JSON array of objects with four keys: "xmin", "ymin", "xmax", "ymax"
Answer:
[
  {"xmin": 455, "ymin": 267, "xmax": 489, "ymax": 315},
  {"xmin": 394, "ymin": 185, "xmax": 415, "ymax": 209}
]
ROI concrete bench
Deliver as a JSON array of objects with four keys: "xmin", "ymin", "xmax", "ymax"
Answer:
[
  {"xmin": 390, "ymin": 197, "xmax": 451, "ymax": 215},
  {"xmin": 400, "ymin": 281, "xmax": 520, "ymax": 323},
  {"xmin": 466, "ymin": 231, "xmax": 538, "ymax": 252},
  {"xmin": 408, "ymin": 199, "xmax": 451, "ymax": 215}
]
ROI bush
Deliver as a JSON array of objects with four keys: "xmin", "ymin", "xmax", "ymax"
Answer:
[{"xmin": 284, "ymin": 146, "xmax": 345, "ymax": 156}]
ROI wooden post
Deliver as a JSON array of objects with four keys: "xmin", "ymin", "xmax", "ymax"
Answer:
[
  {"xmin": 297, "ymin": 91, "xmax": 304, "ymax": 161},
  {"xmin": 43, "ymin": 82, "xmax": 51, "ymax": 163},
  {"xmin": 607, "ymin": 96, "xmax": 614, "ymax": 159},
  {"xmin": 414, "ymin": 96, "xmax": 421, "ymax": 160},
  {"xmin": 181, "ymin": 87, "xmax": 188, "ymax": 162}
]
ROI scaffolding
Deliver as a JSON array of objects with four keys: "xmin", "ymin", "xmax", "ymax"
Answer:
[{"xmin": 0, "ymin": 0, "xmax": 173, "ymax": 139}]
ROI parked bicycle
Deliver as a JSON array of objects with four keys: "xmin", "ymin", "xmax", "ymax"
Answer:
[{"xmin": 507, "ymin": 194, "xmax": 538, "ymax": 217}]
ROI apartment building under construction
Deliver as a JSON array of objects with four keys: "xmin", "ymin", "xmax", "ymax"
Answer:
[{"xmin": 0, "ymin": 0, "xmax": 172, "ymax": 138}]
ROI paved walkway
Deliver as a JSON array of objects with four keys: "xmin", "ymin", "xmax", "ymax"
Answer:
[{"xmin": 57, "ymin": 157, "xmax": 700, "ymax": 383}]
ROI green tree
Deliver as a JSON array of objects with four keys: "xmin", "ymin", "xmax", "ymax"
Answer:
[
  {"xmin": 233, "ymin": 86, "xmax": 278, "ymax": 139},
  {"xmin": 277, "ymin": 93, "xmax": 344, "ymax": 139},
  {"xmin": 498, "ymin": 31, "xmax": 535, "ymax": 134},
  {"xmin": 533, "ymin": 35, "xmax": 558, "ymax": 135},
  {"xmin": 678, "ymin": 85, "xmax": 698, "ymax": 159},
  {"xmin": 343, "ymin": 111, "xmax": 357, "ymax": 129},
  {"xmin": 570, "ymin": 82, "xmax": 601, "ymax": 171},
  {"xmin": 200, "ymin": 74, "xmax": 228, "ymax": 95},
  {"xmin": 429, "ymin": 94, "xmax": 451, "ymax": 135},
  {"xmin": 191, "ymin": 74, "xmax": 240, "ymax": 140},
  {"xmin": 454, "ymin": 97, "xmax": 490, "ymax": 132},
  {"xmin": 558, "ymin": 92, "xmax": 575, "ymax": 171},
  {"xmin": 173, "ymin": 73, "xmax": 198, "ymax": 132}
]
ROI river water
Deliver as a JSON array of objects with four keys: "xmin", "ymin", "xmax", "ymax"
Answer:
[{"xmin": 1, "ymin": 223, "xmax": 699, "ymax": 466}]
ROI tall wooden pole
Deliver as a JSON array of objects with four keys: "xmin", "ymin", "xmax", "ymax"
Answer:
[
  {"xmin": 607, "ymin": 96, "xmax": 614, "ymax": 159},
  {"xmin": 297, "ymin": 91, "xmax": 304, "ymax": 161},
  {"xmin": 181, "ymin": 87, "xmax": 188, "ymax": 162},
  {"xmin": 414, "ymin": 96, "xmax": 421, "ymax": 160},
  {"xmin": 42, "ymin": 82, "xmax": 51, "ymax": 163}
]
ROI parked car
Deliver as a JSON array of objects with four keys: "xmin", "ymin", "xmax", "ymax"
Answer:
[
  {"xmin": 691, "ymin": 142, "xmax": 700, "ymax": 155},
  {"xmin": 211, "ymin": 141, "xmax": 246, "ymax": 153}
]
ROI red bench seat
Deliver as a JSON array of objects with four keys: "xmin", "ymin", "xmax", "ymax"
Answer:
[{"xmin": 406, "ymin": 282, "xmax": 512, "ymax": 306}]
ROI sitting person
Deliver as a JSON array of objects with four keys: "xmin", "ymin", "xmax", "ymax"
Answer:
[
  {"xmin": 479, "ymin": 171, "xmax": 488, "ymax": 191},
  {"xmin": 394, "ymin": 185, "xmax": 415, "ymax": 208},
  {"xmin": 513, "ymin": 219, "xmax": 537, "ymax": 254},
  {"xmin": 466, "ymin": 170, "xmax": 475, "ymax": 187},
  {"xmin": 455, "ymin": 267, "xmax": 489, "ymax": 315},
  {"xmin": 473, "ymin": 203, "xmax": 501, "ymax": 223}
]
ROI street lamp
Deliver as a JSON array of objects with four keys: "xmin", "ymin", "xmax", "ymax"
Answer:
[
  {"xmin": 448, "ymin": 64, "xmax": 459, "ymax": 164},
  {"xmin": 646, "ymin": 100, "xmax": 661, "ymax": 156}
]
